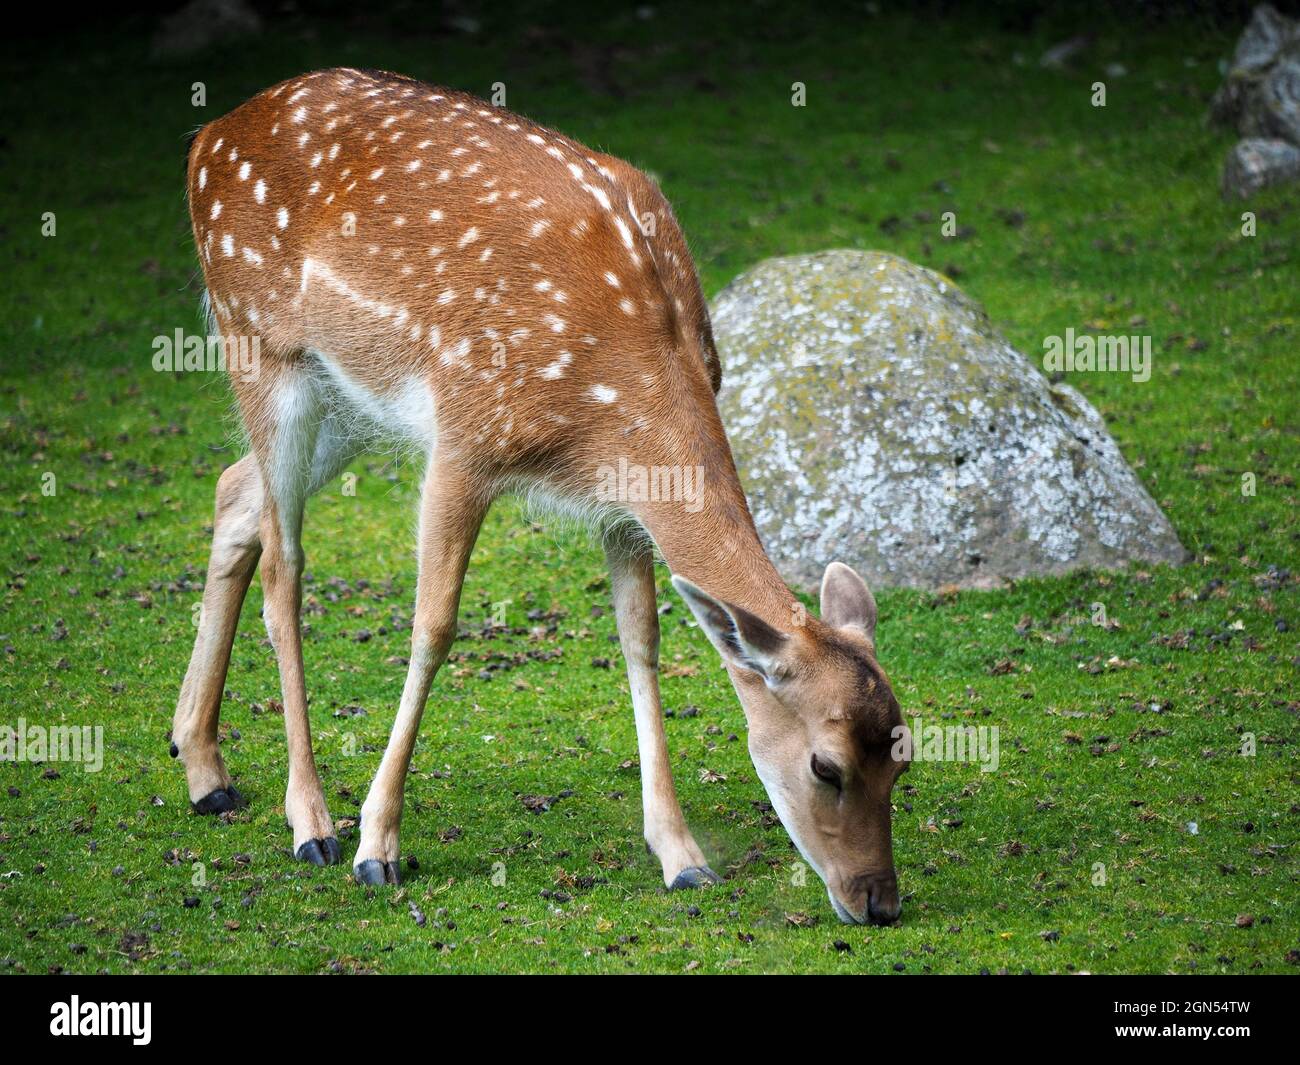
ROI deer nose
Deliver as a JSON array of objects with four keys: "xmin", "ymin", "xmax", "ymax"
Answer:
[{"xmin": 858, "ymin": 871, "xmax": 901, "ymax": 925}]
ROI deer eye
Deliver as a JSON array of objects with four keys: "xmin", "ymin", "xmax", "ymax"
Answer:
[{"xmin": 810, "ymin": 753, "xmax": 842, "ymax": 790}]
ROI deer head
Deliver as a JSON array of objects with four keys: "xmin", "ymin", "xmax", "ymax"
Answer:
[{"xmin": 673, "ymin": 561, "xmax": 909, "ymax": 924}]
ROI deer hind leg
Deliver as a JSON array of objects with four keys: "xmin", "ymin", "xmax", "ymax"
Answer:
[
  {"xmin": 353, "ymin": 457, "xmax": 487, "ymax": 885},
  {"xmin": 172, "ymin": 454, "xmax": 263, "ymax": 813},
  {"xmin": 173, "ymin": 401, "xmax": 356, "ymax": 819},
  {"xmin": 243, "ymin": 364, "xmax": 355, "ymax": 865},
  {"xmin": 605, "ymin": 534, "xmax": 720, "ymax": 889}
]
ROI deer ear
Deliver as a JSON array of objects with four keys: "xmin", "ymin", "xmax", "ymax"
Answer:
[
  {"xmin": 671, "ymin": 575, "xmax": 789, "ymax": 680},
  {"xmin": 820, "ymin": 561, "xmax": 877, "ymax": 642}
]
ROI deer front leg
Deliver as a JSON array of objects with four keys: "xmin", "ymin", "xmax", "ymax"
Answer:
[
  {"xmin": 605, "ymin": 535, "xmax": 720, "ymax": 890},
  {"xmin": 353, "ymin": 460, "xmax": 487, "ymax": 886},
  {"xmin": 172, "ymin": 455, "xmax": 262, "ymax": 813}
]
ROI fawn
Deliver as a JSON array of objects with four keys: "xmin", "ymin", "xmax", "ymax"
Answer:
[{"xmin": 173, "ymin": 67, "xmax": 909, "ymax": 924}]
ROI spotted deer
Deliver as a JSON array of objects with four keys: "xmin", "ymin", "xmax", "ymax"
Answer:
[{"xmin": 174, "ymin": 67, "xmax": 910, "ymax": 924}]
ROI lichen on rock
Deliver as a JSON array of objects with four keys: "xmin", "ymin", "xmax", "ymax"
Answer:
[{"xmin": 711, "ymin": 250, "xmax": 1189, "ymax": 591}]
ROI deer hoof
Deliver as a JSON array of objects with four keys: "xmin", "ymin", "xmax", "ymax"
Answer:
[
  {"xmin": 296, "ymin": 837, "xmax": 342, "ymax": 866},
  {"xmin": 192, "ymin": 786, "xmax": 244, "ymax": 815},
  {"xmin": 670, "ymin": 865, "xmax": 722, "ymax": 890},
  {"xmin": 353, "ymin": 858, "xmax": 401, "ymax": 886}
]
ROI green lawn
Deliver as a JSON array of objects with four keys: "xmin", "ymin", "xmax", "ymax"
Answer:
[{"xmin": 1, "ymin": 5, "xmax": 1297, "ymax": 974}]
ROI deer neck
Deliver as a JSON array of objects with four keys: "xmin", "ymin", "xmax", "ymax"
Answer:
[
  {"xmin": 648, "ymin": 502, "xmax": 796, "ymax": 631},
  {"xmin": 617, "ymin": 388, "xmax": 798, "ymax": 632}
]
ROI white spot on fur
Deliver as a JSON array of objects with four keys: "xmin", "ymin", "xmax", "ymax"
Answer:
[
  {"xmin": 440, "ymin": 337, "xmax": 471, "ymax": 368},
  {"xmin": 538, "ymin": 351, "xmax": 573, "ymax": 380}
]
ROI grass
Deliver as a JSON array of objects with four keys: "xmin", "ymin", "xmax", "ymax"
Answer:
[{"xmin": 0, "ymin": 4, "xmax": 1297, "ymax": 974}]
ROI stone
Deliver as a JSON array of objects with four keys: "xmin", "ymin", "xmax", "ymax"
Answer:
[
  {"xmin": 1211, "ymin": 5, "xmax": 1300, "ymax": 194},
  {"xmin": 1210, "ymin": 4, "xmax": 1300, "ymax": 138},
  {"xmin": 1039, "ymin": 35, "xmax": 1092, "ymax": 70},
  {"xmin": 1222, "ymin": 137, "xmax": 1300, "ymax": 198},
  {"xmin": 151, "ymin": 0, "xmax": 262, "ymax": 59},
  {"xmin": 711, "ymin": 250, "xmax": 1189, "ymax": 592},
  {"xmin": 1254, "ymin": 46, "xmax": 1300, "ymax": 147}
]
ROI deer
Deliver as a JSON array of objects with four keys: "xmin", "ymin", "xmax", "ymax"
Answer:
[{"xmin": 173, "ymin": 67, "xmax": 910, "ymax": 925}]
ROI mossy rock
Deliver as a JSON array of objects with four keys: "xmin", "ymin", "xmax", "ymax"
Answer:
[
  {"xmin": 711, "ymin": 250, "xmax": 1189, "ymax": 591},
  {"xmin": 1209, "ymin": 4, "xmax": 1300, "ymax": 145}
]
